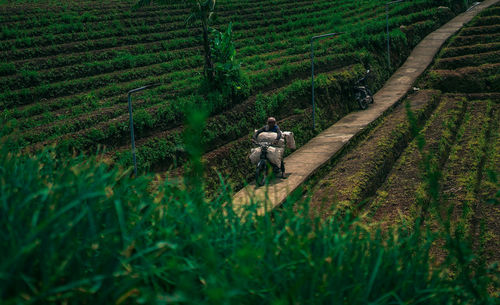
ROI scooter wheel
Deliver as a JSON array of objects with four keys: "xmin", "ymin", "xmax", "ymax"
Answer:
[
  {"xmin": 355, "ymin": 91, "xmax": 367, "ymax": 110},
  {"xmin": 256, "ymin": 161, "xmax": 267, "ymax": 186}
]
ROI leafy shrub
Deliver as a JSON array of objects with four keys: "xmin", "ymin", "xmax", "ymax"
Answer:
[
  {"xmin": 133, "ymin": 109, "xmax": 155, "ymax": 133},
  {"xmin": 209, "ymin": 23, "xmax": 249, "ymax": 101},
  {"xmin": 20, "ymin": 69, "xmax": 41, "ymax": 86},
  {"xmin": 0, "ymin": 63, "xmax": 16, "ymax": 76}
]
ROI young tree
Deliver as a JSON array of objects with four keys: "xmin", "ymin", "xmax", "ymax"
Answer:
[{"xmin": 136, "ymin": 0, "xmax": 216, "ymax": 83}]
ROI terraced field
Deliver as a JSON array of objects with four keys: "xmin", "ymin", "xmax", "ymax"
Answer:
[
  {"xmin": 1, "ymin": 1, "xmax": 499, "ymax": 303},
  {"xmin": 0, "ymin": 0, "xmax": 471, "ymax": 193},
  {"xmin": 310, "ymin": 3, "xmax": 500, "ymax": 266}
]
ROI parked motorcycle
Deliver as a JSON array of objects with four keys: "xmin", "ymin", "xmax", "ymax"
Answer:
[{"xmin": 354, "ymin": 69, "xmax": 374, "ymax": 110}]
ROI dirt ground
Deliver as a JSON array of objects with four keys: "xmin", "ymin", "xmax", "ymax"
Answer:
[{"xmin": 309, "ymin": 89, "xmax": 441, "ymax": 218}]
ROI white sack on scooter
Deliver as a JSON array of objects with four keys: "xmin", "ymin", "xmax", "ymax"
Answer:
[
  {"xmin": 249, "ymin": 147, "xmax": 261, "ymax": 164},
  {"xmin": 266, "ymin": 146, "xmax": 284, "ymax": 167},
  {"xmin": 282, "ymin": 131, "xmax": 296, "ymax": 149},
  {"xmin": 249, "ymin": 147, "xmax": 284, "ymax": 166},
  {"xmin": 256, "ymin": 132, "xmax": 285, "ymax": 147}
]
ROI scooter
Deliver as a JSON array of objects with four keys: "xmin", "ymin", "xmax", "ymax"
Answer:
[
  {"xmin": 354, "ymin": 69, "xmax": 374, "ymax": 110},
  {"xmin": 254, "ymin": 141, "xmax": 285, "ymax": 186}
]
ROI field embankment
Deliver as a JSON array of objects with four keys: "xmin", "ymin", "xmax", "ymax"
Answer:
[{"xmin": 309, "ymin": 2, "xmax": 500, "ymax": 274}]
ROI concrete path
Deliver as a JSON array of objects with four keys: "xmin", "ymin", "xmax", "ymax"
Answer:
[{"xmin": 231, "ymin": 0, "xmax": 499, "ymax": 216}]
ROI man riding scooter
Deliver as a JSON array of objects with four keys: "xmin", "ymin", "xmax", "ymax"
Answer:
[{"xmin": 253, "ymin": 117, "xmax": 286, "ymax": 178}]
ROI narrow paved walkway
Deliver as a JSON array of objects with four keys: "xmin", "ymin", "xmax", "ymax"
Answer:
[{"xmin": 232, "ymin": 0, "xmax": 499, "ymax": 216}]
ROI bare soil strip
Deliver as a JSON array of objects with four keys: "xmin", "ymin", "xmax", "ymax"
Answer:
[
  {"xmin": 473, "ymin": 103, "xmax": 500, "ymax": 266},
  {"xmin": 435, "ymin": 101, "xmax": 494, "ymax": 234},
  {"xmin": 478, "ymin": 131, "xmax": 500, "ymax": 267},
  {"xmin": 367, "ymin": 95, "xmax": 466, "ymax": 226},
  {"xmin": 309, "ymin": 90, "xmax": 441, "ymax": 218},
  {"xmin": 414, "ymin": 100, "xmax": 498, "ymax": 268}
]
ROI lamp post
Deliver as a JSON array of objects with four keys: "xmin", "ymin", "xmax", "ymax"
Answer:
[
  {"xmin": 386, "ymin": 0, "xmax": 404, "ymax": 69},
  {"xmin": 311, "ymin": 32, "xmax": 343, "ymax": 130},
  {"xmin": 127, "ymin": 84, "xmax": 159, "ymax": 176}
]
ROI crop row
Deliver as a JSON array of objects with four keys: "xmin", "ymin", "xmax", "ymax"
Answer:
[
  {"xmin": 0, "ymin": 4, "xmax": 350, "ymax": 64},
  {"xmin": 448, "ymin": 32, "xmax": 500, "ymax": 47},
  {"xmin": 468, "ymin": 15, "xmax": 500, "ymax": 27},
  {"xmin": 434, "ymin": 50, "xmax": 500, "ymax": 69},
  {"xmin": 0, "ymin": 0, "xmax": 351, "ymax": 82},
  {"xmin": 460, "ymin": 24, "xmax": 500, "ymax": 36},
  {"xmin": 0, "ymin": 4, "xmax": 384, "ymax": 106},
  {"xmin": 0, "ymin": 0, "xmax": 373, "ymax": 62},
  {"xmin": 19, "ymin": 51, "xmax": 368, "ymax": 152},
  {"xmin": 1, "ymin": 2, "xmax": 351, "ymax": 74},
  {"xmin": 438, "ymin": 100, "xmax": 496, "ymax": 236},
  {"xmin": 5, "ymin": 7, "xmax": 445, "ymax": 159},
  {"xmin": 9, "ymin": 17, "xmax": 414, "ymax": 132},
  {"xmin": 12, "ymin": 41, "xmax": 354, "ymax": 130},
  {"xmin": 429, "ymin": 63, "xmax": 500, "ymax": 93},
  {"xmin": 477, "ymin": 103, "xmax": 500, "ymax": 264},
  {"xmin": 369, "ymin": 95, "xmax": 467, "ymax": 224},
  {"xmin": 440, "ymin": 42, "xmax": 500, "ymax": 58},
  {"xmin": 0, "ymin": 0, "xmax": 323, "ymax": 50},
  {"xmin": 2, "ymin": 0, "xmax": 377, "ymax": 75},
  {"xmin": 0, "ymin": 0, "xmax": 303, "ymax": 26},
  {"xmin": 1, "ymin": 6, "xmax": 445, "ymax": 108}
]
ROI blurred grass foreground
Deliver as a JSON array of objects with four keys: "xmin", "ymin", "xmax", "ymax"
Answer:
[{"xmin": 0, "ymin": 109, "xmax": 498, "ymax": 304}]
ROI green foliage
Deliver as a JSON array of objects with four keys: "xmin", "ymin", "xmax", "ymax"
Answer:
[
  {"xmin": 0, "ymin": 118, "xmax": 498, "ymax": 304},
  {"xmin": 133, "ymin": 109, "xmax": 155, "ymax": 133},
  {"xmin": 0, "ymin": 62, "xmax": 15, "ymax": 76},
  {"xmin": 81, "ymin": 92, "xmax": 98, "ymax": 111},
  {"xmin": 210, "ymin": 23, "xmax": 247, "ymax": 99},
  {"xmin": 254, "ymin": 93, "xmax": 271, "ymax": 123},
  {"xmin": 20, "ymin": 69, "xmax": 41, "ymax": 86}
]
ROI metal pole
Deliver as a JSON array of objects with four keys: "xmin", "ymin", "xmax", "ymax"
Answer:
[
  {"xmin": 311, "ymin": 39, "xmax": 315, "ymax": 130},
  {"xmin": 310, "ymin": 32, "xmax": 343, "ymax": 130},
  {"xmin": 127, "ymin": 84, "xmax": 159, "ymax": 176},
  {"xmin": 127, "ymin": 93, "xmax": 138, "ymax": 176},
  {"xmin": 386, "ymin": 3, "xmax": 390, "ymax": 68}
]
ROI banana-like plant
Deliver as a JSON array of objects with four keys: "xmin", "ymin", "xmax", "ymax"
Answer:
[{"xmin": 136, "ymin": 0, "xmax": 216, "ymax": 83}]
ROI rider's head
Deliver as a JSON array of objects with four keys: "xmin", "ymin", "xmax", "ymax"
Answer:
[{"xmin": 267, "ymin": 117, "xmax": 276, "ymax": 128}]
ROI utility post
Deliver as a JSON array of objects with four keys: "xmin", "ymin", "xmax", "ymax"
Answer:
[
  {"xmin": 127, "ymin": 84, "xmax": 159, "ymax": 176},
  {"xmin": 310, "ymin": 32, "xmax": 343, "ymax": 130},
  {"xmin": 386, "ymin": 0, "xmax": 404, "ymax": 69}
]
